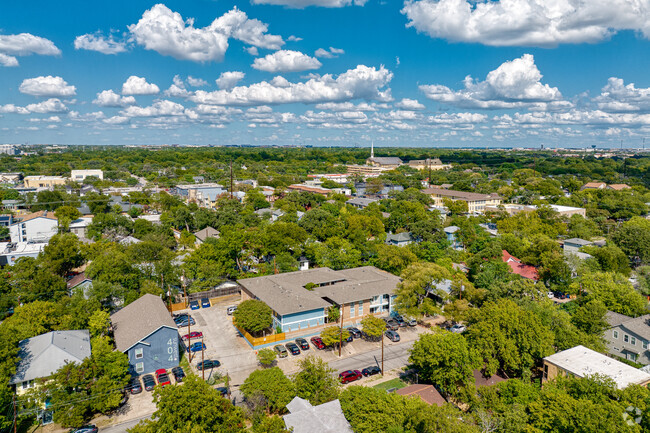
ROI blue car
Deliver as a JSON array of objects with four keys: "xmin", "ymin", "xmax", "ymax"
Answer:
[
  {"xmin": 201, "ymin": 298, "xmax": 211, "ymax": 308},
  {"xmin": 190, "ymin": 342, "xmax": 206, "ymax": 352},
  {"xmin": 189, "ymin": 300, "xmax": 200, "ymax": 310},
  {"xmin": 176, "ymin": 318, "xmax": 195, "ymax": 328}
]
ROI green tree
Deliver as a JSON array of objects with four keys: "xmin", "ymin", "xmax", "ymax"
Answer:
[
  {"xmin": 233, "ymin": 300, "xmax": 273, "ymax": 335},
  {"xmin": 443, "ymin": 197, "xmax": 468, "ymax": 216},
  {"xmin": 576, "ymin": 272, "xmax": 647, "ymax": 317},
  {"xmin": 361, "ymin": 316, "xmax": 385, "ymax": 340},
  {"xmin": 40, "ymin": 232, "xmax": 85, "ymax": 276},
  {"xmin": 54, "ymin": 205, "xmax": 82, "ymax": 230},
  {"xmin": 293, "ymin": 356, "xmax": 340, "ymax": 405},
  {"xmin": 129, "ymin": 375, "xmax": 246, "ymax": 433},
  {"xmin": 584, "ymin": 244, "xmax": 631, "ymax": 275},
  {"xmin": 571, "ymin": 299, "xmax": 608, "ymax": 335},
  {"xmin": 612, "ymin": 216, "xmax": 650, "ymax": 266},
  {"xmin": 373, "ymin": 244, "xmax": 418, "ymax": 275},
  {"xmin": 257, "ymin": 348, "xmax": 277, "ymax": 367},
  {"xmin": 320, "ymin": 326, "xmax": 345, "ymax": 348},
  {"xmin": 240, "ymin": 367, "xmax": 295, "ymax": 414},
  {"xmin": 394, "ymin": 262, "xmax": 449, "ymax": 317},
  {"xmin": 409, "ymin": 331, "xmax": 476, "ymax": 397},
  {"xmin": 88, "ymin": 310, "xmax": 110, "ymax": 337}
]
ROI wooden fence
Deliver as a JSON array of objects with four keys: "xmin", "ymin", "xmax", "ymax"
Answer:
[
  {"xmin": 186, "ymin": 284, "xmax": 241, "ymax": 302},
  {"xmin": 236, "ymin": 325, "xmax": 286, "ymax": 348}
]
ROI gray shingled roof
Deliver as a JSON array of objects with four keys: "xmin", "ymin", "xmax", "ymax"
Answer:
[
  {"xmin": 110, "ymin": 294, "xmax": 177, "ymax": 353},
  {"xmin": 386, "ymin": 232, "xmax": 413, "ymax": 243},
  {"xmin": 564, "ymin": 238, "xmax": 593, "ymax": 246},
  {"xmin": 283, "ymin": 397, "xmax": 353, "ymax": 433},
  {"xmin": 346, "ymin": 197, "xmax": 378, "ymax": 207},
  {"xmin": 11, "ymin": 330, "xmax": 91, "ymax": 384},
  {"xmin": 422, "ymin": 188, "xmax": 500, "ymax": 201},
  {"xmin": 607, "ymin": 311, "xmax": 650, "ymax": 339},
  {"xmin": 194, "ymin": 226, "xmax": 220, "ymax": 242},
  {"xmin": 370, "ymin": 157, "xmax": 403, "ymax": 166},
  {"xmin": 237, "ymin": 266, "xmax": 401, "ymax": 316}
]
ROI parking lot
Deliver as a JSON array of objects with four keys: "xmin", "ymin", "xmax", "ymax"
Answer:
[{"xmin": 176, "ymin": 297, "xmax": 258, "ymax": 385}]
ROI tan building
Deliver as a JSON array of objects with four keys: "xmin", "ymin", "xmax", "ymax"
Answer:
[
  {"xmin": 422, "ymin": 188, "xmax": 501, "ymax": 213},
  {"xmin": 542, "ymin": 345, "xmax": 650, "ymax": 389},
  {"xmin": 23, "ymin": 176, "xmax": 67, "ymax": 188},
  {"xmin": 484, "ymin": 203, "xmax": 586, "ymax": 218},
  {"xmin": 365, "ymin": 156, "xmax": 403, "ymax": 169},
  {"xmin": 580, "ymin": 182, "xmax": 607, "ymax": 190},
  {"xmin": 408, "ymin": 158, "xmax": 451, "ymax": 171},
  {"xmin": 346, "ymin": 164, "xmax": 391, "ymax": 175},
  {"xmin": 608, "ymin": 184, "xmax": 631, "ymax": 191}
]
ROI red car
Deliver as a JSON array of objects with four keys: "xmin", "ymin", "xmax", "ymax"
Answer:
[
  {"xmin": 310, "ymin": 336, "xmax": 326, "ymax": 350},
  {"xmin": 155, "ymin": 369, "xmax": 171, "ymax": 387},
  {"xmin": 182, "ymin": 331, "xmax": 203, "ymax": 341},
  {"xmin": 339, "ymin": 370, "xmax": 362, "ymax": 384}
]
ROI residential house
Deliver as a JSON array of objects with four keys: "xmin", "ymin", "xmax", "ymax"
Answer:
[
  {"xmin": 354, "ymin": 182, "xmax": 404, "ymax": 198},
  {"xmin": 396, "ymin": 384, "xmax": 446, "ymax": 406},
  {"xmin": 1, "ymin": 200, "xmax": 25, "ymax": 211},
  {"xmin": 407, "ymin": 158, "xmax": 451, "ymax": 171},
  {"xmin": 385, "ymin": 232, "xmax": 415, "ymax": 247},
  {"xmin": 23, "ymin": 176, "xmax": 67, "ymax": 189},
  {"xmin": 119, "ymin": 236, "xmax": 141, "ymax": 246},
  {"xmin": 192, "ymin": 176, "xmax": 205, "ymax": 184},
  {"xmin": 283, "ymin": 397, "xmax": 353, "ymax": 433},
  {"xmin": 287, "ymin": 184, "xmax": 332, "ymax": 197},
  {"xmin": 484, "ymin": 203, "xmax": 586, "ymax": 218},
  {"xmin": 194, "ymin": 226, "xmax": 220, "ymax": 245},
  {"xmin": 542, "ymin": 345, "xmax": 650, "ymax": 389},
  {"xmin": 608, "ymin": 184, "xmax": 631, "ymax": 191},
  {"xmin": 9, "ymin": 210, "xmax": 58, "ymax": 243},
  {"xmin": 444, "ymin": 226, "xmax": 462, "ymax": 250},
  {"xmin": 10, "ymin": 330, "xmax": 91, "ymax": 395},
  {"xmin": 238, "ymin": 266, "xmax": 401, "ymax": 333},
  {"xmin": 422, "ymin": 188, "xmax": 501, "ymax": 214},
  {"xmin": 0, "ymin": 242, "xmax": 46, "ymax": 266},
  {"xmin": 563, "ymin": 238, "xmax": 593, "ymax": 253},
  {"xmin": 346, "ymin": 197, "xmax": 379, "ymax": 209},
  {"xmin": 0, "ymin": 214, "xmax": 13, "ymax": 228},
  {"xmin": 71, "ymin": 169, "xmax": 103, "ymax": 182},
  {"xmin": 307, "ymin": 173, "xmax": 350, "ymax": 184},
  {"xmin": 580, "ymin": 182, "xmax": 607, "ymax": 190},
  {"xmin": 79, "ymin": 185, "xmax": 100, "ymax": 197},
  {"xmin": 0, "ymin": 172, "xmax": 23, "ymax": 184},
  {"xmin": 502, "ymin": 250, "xmax": 539, "ymax": 281},
  {"xmin": 69, "ymin": 217, "xmax": 93, "ymax": 239},
  {"xmin": 67, "ymin": 272, "xmax": 93, "ymax": 295},
  {"xmin": 605, "ymin": 311, "xmax": 650, "ymax": 364},
  {"xmin": 173, "ymin": 183, "xmax": 227, "ymax": 207},
  {"xmin": 110, "ymin": 294, "xmax": 180, "ymax": 375}
]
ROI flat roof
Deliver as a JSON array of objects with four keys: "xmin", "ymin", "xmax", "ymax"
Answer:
[
  {"xmin": 544, "ymin": 345, "xmax": 650, "ymax": 389},
  {"xmin": 422, "ymin": 188, "xmax": 500, "ymax": 202},
  {"xmin": 237, "ymin": 266, "xmax": 401, "ymax": 316}
]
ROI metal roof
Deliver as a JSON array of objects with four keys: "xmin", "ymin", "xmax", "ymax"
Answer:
[{"xmin": 283, "ymin": 397, "xmax": 352, "ymax": 433}]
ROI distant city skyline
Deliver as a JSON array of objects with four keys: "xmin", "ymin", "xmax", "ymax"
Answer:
[{"xmin": 2, "ymin": 0, "xmax": 650, "ymax": 148}]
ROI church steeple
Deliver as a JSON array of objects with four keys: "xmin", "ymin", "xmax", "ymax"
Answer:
[{"xmin": 371, "ymin": 140, "xmax": 374, "ymax": 159}]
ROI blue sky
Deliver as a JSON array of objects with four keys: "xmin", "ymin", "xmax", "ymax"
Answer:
[{"xmin": 2, "ymin": 0, "xmax": 650, "ymax": 148}]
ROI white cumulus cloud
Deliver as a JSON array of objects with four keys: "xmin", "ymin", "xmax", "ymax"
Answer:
[
  {"xmin": 122, "ymin": 76, "xmax": 160, "ymax": 95},
  {"xmin": 594, "ymin": 77, "xmax": 650, "ymax": 112},
  {"xmin": 25, "ymin": 98, "xmax": 69, "ymax": 113},
  {"xmin": 187, "ymin": 76, "xmax": 208, "ymax": 87},
  {"xmin": 396, "ymin": 98, "xmax": 425, "ymax": 110},
  {"xmin": 251, "ymin": 0, "xmax": 367, "ymax": 8},
  {"xmin": 93, "ymin": 90, "xmax": 137, "ymax": 107},
  {"xmin": 252, "ymin": 50, "xmax": 322, "ymax": 73},
  {"xmin": 74, "ymin": 33, "xmax": 128, "ymax": 55},
  {"xmin": 190, "ymin": 64, "xmax": 392, "ymax": 106},
  {"xmin": 419, "ymin": 54, "xmax": 561, "ymax": 109},
  {"xmin": 0, "ymin": 33, "xmax": 60, "ymax": 66},
  {"xmin": 19, "ymin": 76, "xmax": 76, "ymax": 97},
  {"xmin": 127, "ymin": 4, "xmax": 283, "ymax": 63},
  {"xmin": 216, "ymin": 71, "xmax": 246, "ymax": 90},
  {"xmin": 402, "ymin": 0, "xmax": 650, "ymax": 47},
  {"xmin": 0, "ymin": 53, "xmax": 18, "ymax": 67},
  {"xmin": 121, "ymin": 100, "xmax": 188, "ymax": 117},
  {"xmin": 314, "ymin": 47, "xmax": 345, "ymax": 58}
]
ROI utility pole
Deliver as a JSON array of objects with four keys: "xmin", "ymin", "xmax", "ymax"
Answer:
[
  {"xmin": 201, "ymin": 336, "xmax": 205, "ymax": 381},
  {"xmin": 339, "ymin": 306, "xmax": 343, "ymax": 357},
  {"xmin": 13, "ymin": 393, "xmax": 17, "ymax": 433},
  {"xmin": 381, "ymin": 333, "xmax": 384, "ymax": 376},
  {"xmin": 428, "ymin": 157, "xmax": 431, "ymax": 186}
]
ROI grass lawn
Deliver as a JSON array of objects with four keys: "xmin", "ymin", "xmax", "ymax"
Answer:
[{"xmin": 373, "ymin": 378, "xmax": 407, "ymax": 391}]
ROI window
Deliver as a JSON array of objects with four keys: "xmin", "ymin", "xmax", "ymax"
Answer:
[
  {"xmin": 358, "ymin": 301, "xmax": 363, "ymax": 316},
  {"xmin": 624, "ymin": 334, "xmax": 629, "ymax": 343},
  {"xmin": 644, "ymin": 341, "xmax": 648, "ymax": 350},
  {"xmin": 350, "ymin": 302, "xmax": 355, "ymax": 318},
  {"xmin": 613, "ymin": 330, "xmax": 618, "ymax": 339},
  {"xmin": 22, "ymin": 380, "xmax": 33, "ymax": 390},
  {"xmin": 135, "ymin": 362, "xmax": 144, "ymax": 373},
  {"xmin": 631, "ymin": 337, "xmax": 637, "ymax": 346},
  {"xmin": 135, "ymin": 348, "xmax": 143, "ymax": 359}
]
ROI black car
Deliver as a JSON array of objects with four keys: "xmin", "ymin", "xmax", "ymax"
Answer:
[
  {"xmin": 345, "ymin": 331, "xmax": 353, "ymax": 342},
  {"xmin": 197, "ymin": 359, "xmax": 221, "ymax": 370},
  {"xmin": 362, "ymin": 366, "xmax": 381, "ymax": 377},
  {"xmin": 128, "ymin": 377, "xmax": 142, "ymax": 394},
  {"xmin": 395, "ymin": 317, "xmax": 407, "ymax": 328},
  {"xmin": 142, "ymin": 374, "xmax": 156, "ymax": 391},
  {"xmin": 216, "ymin": 386, "xmax": 229, "ymax": 397},
  {"xmin": 286, "ymin": 342, "xmax": 301, "ymax": 355},
  {"xmin": 348, "ymin": 327, "xmax": 362, "ymax": 338},
  {"xmin": 171, "ymin": 366, "xmax": 185, "ymax": 382},
  {"xmin": 295, "ymin": 338, "xmax": 310, "ymax": 350}
]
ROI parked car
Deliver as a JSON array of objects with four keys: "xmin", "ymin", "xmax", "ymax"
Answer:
[
  {"xmin": 128, "ymin": 377, "xmax": 142, "ymax": 394},
  {"xmin": 285, "ymin": 342, "xmax": 301, "ymax": 355},
  {"xmin": 142, "ymin": 374, "xmax": 156, "ymax": 391},
  {"xmin": 171, "ymin": 366, "xmax": 185, "ymax": 382},
  {"xmin": 201, "ymin": 298, "xmax": 211, "ymax": 308},
  {"xmin": 155, "ymin": 369, "xmax": 171, "ymax": 387},
  {"xmin": 175, "ymin": 317, "xmax": 195, "ymax": 327},
  {"xmin": 547, "ymin": 291, "xmax": 554, "ymax": 299},
  {"xmin": 362, "ymin": 366, "xmax": 381, "ymax": 377},
  {"xmin": 182, "ymin": 331, "xmax": 203, "ymax": 340},
  {"xmin": 216, "ymin": 386, "xmax": 229, "ymax": 397},
  {"xmin": 189, "ymin": 342, "xmax": 206, "ymax": 352},
  {"xmin": 396, "ymin": 317, "xmax": 407, "ymax": 327},
  {"xmin": 385, "ymin": 319, "xmax": 399, "ymax": 331},
  {"xmin": 197, "ymin": 359, "xmax": 220, "ymax": 370},
  {"xmin": 339, "ymin": 370, "xmax": 362, "ymax": 384},
  {"xmin": 226, "ymin": 306, "xmax": 237, "ymax": 315},
  {"xmin": 310, "ymin": 336, "xmax": 326, "ymax": 349},
  {"xmin": 173, "ymin": 313, "xmax": 190, "ymax": 321},
  {"xmin": 385, "ymin": 330, "xmax": 400, "ymax": 342},
  {"xmin": 295, "ymin": 338, "xmax": 310, "ymax": 350},
  {"xmin": 449, "ymin": 324, "xmax": 466, "ymax": 334},
  {"xmin": 70, "ymin": 426, "xmax": 98, "ymax": 433},
  {"xmin": 406, "ymin": 317, "xmax": 417, "ymax": 327},
  {"xmin": 189, "ymin": 300, "xmax": 200, "ymax": 310},
  {"xmin": 274, "ymin": 344, "xmax": 288, "ymax": 358},
  {"xmin": 348, "ymin": 327, "xmax": 362, "ymax": 338}
]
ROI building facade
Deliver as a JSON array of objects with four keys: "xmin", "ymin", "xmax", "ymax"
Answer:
[
  {"xmin": 422, "ymin": 188, "xmax": 501, "ymax": 214},
  {"xmin": 23, "ymin": 176, "xmax": 67, "ymax": 189},
  {"xmin": 9, "ymin": 211, "xmax": 58, "ymax": 243},
  {"xmin": 605, "ymin": 311, "xmax": 650, "ymax": 365},
  {"xmin": 71, "ymin": 169, "xmax": 104, "ymax": 181}
]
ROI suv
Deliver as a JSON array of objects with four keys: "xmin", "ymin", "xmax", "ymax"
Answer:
[
  {"xmin": 339, "ymin": 370, "xmax": 362, "ymax": 384},
  {"xmin": 274, "ymin": 344, "xmax": 288, "ymax": 358},
  {"xmin": 142, "ymin": 374, "xmax": 155, "ymax": 391},
  {"xmin": 385, "ymin": 319, "xmax": 399, "ymax": 331},
  {"xmin": 310, "ymin": 336, "xmax": 325, "ymax": 349},
  {"xmin": 385, "ymin": 330, "xmax": 400, "ymax": 342},
  {"xmin": 189, "ymin": 300, "xmax": 200, "ymax": 310},
  {"xmin": 155, "ymin": 369, "xmax": 171, "ymax": 387},
  {"xmin": 285, "ymin": 342, "xmax": 301, "ymax": 355},
  {"xmin": 171, "ymin": 366, "xmax": 185, "ymax": 382},
  {"xmin": 395, "ymin": 316, "xmax": 407, "ymax": 328},
  {"xmin": 201, "ymin": 298, "xmax": 211, "ymax": 308},
  {"xmin": 226, "ymin": 306, "xmax": 237, "ymax": 315},
  {"xmin": 406, "ymin": 317, "xmax": 417, "ymax": 327},
  {"xmin": 197, "ymin": 359, "xmax": 220, "ymax": 370},
  {"xmin": 295, "ymin": 338, "xmax": 310, "ymax": 350},
  {"xmin": 348, "ymin": 327, "xmax": 362, "ymax": 338},
  {"xmin": 362, "ymin": 366, "xmax": 381, "ymax": 376}
]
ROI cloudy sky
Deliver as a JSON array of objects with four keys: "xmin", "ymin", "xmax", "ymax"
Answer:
[{"xmin": 2, "ymin": 0, "xmax": 650, "ymax": 148}]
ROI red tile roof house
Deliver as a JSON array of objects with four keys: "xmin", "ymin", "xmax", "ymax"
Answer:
[{"xmin": 502, "ymin": 250, "xmax": 539, "ymax": 281}]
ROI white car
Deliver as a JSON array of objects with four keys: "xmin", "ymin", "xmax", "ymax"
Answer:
[
  {"xmin": 226, "ymin": 305, "xmax": 237, "ymax": 315},
  {"xmin": 449, "ymin": 324, "xmax": 466, "ymax": 333}
]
